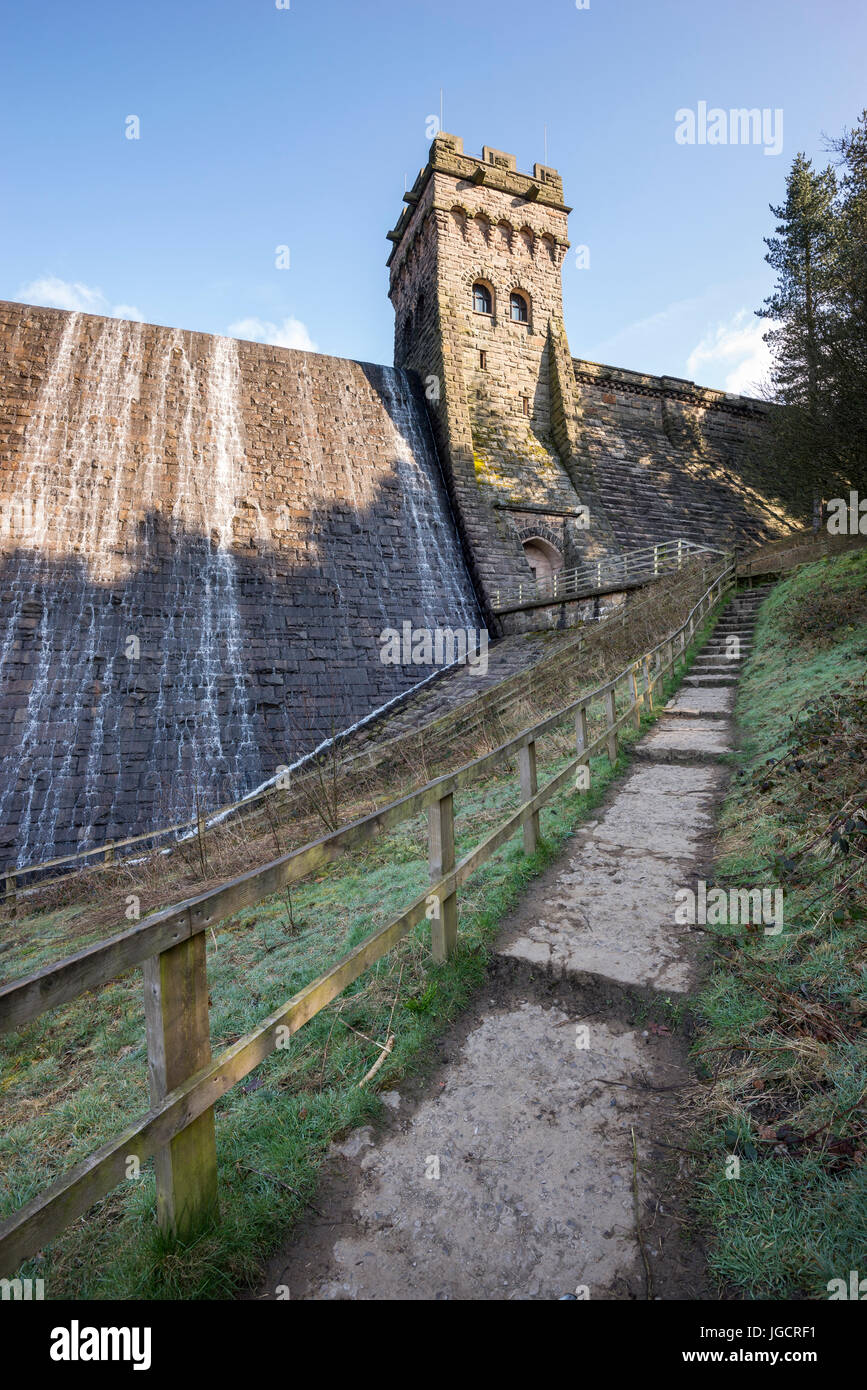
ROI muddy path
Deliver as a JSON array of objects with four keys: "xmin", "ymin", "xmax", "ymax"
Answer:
[{"xmin": 252, "ymin": 591, "xmax": 768, "ymax": 1301}]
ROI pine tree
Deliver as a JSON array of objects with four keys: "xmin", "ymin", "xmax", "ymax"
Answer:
[
  {"xmin": 757, "ymin": 153, "xmax": 839, "ymax": 498},
  {"xmin": 759, "ymin": 119, "xmax": 867, "ymax": 505},
  {"xmin": 825, "ymin": 111, "xmax": 867, "ymax": 485}
]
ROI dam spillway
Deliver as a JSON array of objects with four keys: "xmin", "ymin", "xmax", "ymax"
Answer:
[{"xmin": 0, "ymin": 302, "xmax": 481, "ymax": 866}]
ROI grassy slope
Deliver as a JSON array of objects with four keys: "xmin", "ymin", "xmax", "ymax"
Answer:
[
  {"xmin": 0, "ymin": 605, "xmax": 726, "ymax": 1300},
  {"xmin": 694, "ymin": 551, "xmax": 867, "ymax": 1299}
]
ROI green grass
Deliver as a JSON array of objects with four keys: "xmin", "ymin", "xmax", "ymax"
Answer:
[
  {"xmin": 0, "ymin": 597, "xmax": 724, "ymax": 1300},
  {"xmin": 692, "ymin": 551, "xmax": 867, "ymax": 1300}
]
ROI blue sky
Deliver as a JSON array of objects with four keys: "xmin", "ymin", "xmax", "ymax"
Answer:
[{"xmin": 1, "ymin": 0, "xmax": 863, "ymax": 392}]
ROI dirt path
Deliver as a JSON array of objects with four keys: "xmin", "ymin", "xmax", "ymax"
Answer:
[{"xmin": 255, "ymin": 590, "xmax": 769, "ymax": 1301}]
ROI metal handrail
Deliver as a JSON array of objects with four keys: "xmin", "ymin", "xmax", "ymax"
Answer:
[{"xmin": 492, "ymin": 537, "xmax": 723, "ymax": 612}]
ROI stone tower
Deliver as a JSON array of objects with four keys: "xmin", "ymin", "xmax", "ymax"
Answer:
[{"xmin": 387, "ymin": 134, "xmax": 613, "ymax": 624}]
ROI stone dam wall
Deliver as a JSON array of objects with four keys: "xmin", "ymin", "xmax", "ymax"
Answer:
[
  {"xmin": 571, "ymin": 359, "xmax": 794, "ymax": 553},
  {"xmin": 0, "ymin": 301, "xmax": 480, "ymax": 865},
  {"xmin": 0, "ymin": 290, "xmax": 800, "ymax": 868}
]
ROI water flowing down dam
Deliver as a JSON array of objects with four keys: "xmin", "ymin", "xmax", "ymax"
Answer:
[{"xmin": 0, "ymin": 302, "xmax": 481, "ymax": 867}]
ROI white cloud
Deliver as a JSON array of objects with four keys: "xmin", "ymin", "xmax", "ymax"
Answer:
[
  {"xmin": 686, "ymin": 308, "xmax": 776, "ymax": 396},
  {"xmin": 583, "ymin": 292, "xmax": 712, "ymax": 369},
  {"xmin": 16, "ymin": 276, "xmax": 144, "ymax": 322},
  {"xmin": 111, "ymin": 302, "xmax": 146, "ymax": 322},
  {"xmin": 228, "ymin": 315, "xmax": 317, "ymax": 352}
]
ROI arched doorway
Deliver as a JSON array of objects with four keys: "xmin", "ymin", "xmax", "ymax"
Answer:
[{"xmin": 522, "ymin": 537, "xmax": 563, "ymax": 584}]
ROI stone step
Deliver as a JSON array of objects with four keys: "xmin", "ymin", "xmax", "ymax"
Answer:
[
  {"xmin": 662, "ymin": 706, "xmax": 731, "ymax": 721},
  {"xmin": 683, "ymin": 674, "xmax": 739, "ymax": 687},
  {"xmin": 633, "ymin": 741, "xmax": 730, "ymax": 765}
]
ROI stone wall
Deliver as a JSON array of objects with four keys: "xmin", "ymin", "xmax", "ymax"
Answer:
[
  {"xmin": 0, "ymin": 301, "xmax": 480, "ymax": 863},
  {"xmin": 572, "ymin": 359, "xmax": 798, "ymax": 550}
]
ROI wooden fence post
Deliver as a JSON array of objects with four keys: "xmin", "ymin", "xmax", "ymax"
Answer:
[
  {"xmin": 517, "ymin": 740, "xmax": 540, "ymax": 854},
  {"xmin": 575, "ymin": 703, "xmax": 589, "ymax": 758},
  {"xmin": 630, "ymin": 665, "xmax": 642, "ymax": 728},
  {"xmin": 143, "ymin": 935, "xmax": 219, "ymax": 1241},
  {"xmin": 575, "ymin": 703, "xmax": 590, "ymax": 792},
  {"xmin": 427, "ymin": 792, "xmax": 457, "ymax": 963},
  {"xmin": 604, "ymin": 687, "xmax": 618, "ymax": 764},
  {"xmin": 643, "ymin": 656, "xmax": 653, "ymax": 711}
]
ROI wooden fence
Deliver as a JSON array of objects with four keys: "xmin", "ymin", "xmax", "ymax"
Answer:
[{"xmin": 0, "ymin": 562, "xmax": 734, "ymax": 1277}]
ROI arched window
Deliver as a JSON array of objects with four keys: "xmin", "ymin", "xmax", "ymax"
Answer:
[
  {"xmin": 510, "ymin": 292, "xmax": 529, "ymax": 323},
  {"xmin": 472, "ymin": 282, "xmax": 493, "ymax": 315}
]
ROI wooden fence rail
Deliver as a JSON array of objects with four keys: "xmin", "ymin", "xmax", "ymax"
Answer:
[{"xmin": 0, "ymin": 563, "xmax": 734, "ymax": 1277}]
